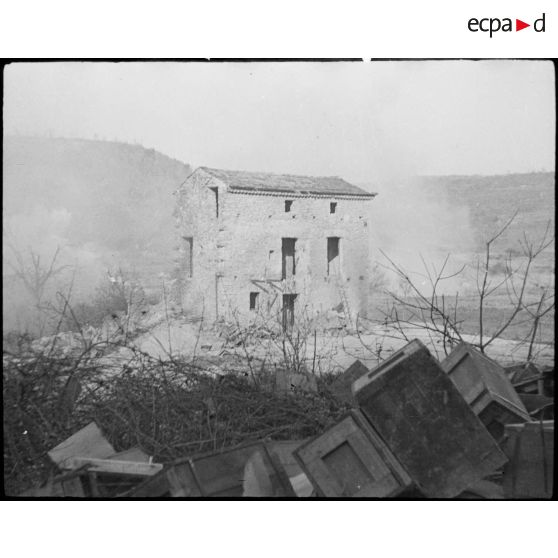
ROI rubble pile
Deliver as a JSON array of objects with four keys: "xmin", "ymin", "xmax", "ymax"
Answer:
[{"xmin": 12, "ymin": 339, "xmax": 555, "ymax": 499}]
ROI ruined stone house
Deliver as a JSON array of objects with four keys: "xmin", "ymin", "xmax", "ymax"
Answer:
[{"xmin": 173, "ymin": 167, "xmax": 377, "ymax": 327}]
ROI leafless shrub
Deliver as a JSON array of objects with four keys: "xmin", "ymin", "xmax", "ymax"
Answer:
[
  {"xmin": 3, "ymin": 331, "xmax": 348, "ymax": 495},
  {"xmin": 4, "ymin": 243, "xmax": 71, "ymax": 336},
  {"xmin": 372, "ymin": 211, "xmax": 554, "ymax": 359}
]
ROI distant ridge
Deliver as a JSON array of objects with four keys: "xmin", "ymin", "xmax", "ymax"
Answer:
[
  {"xmin": 359, "ymin": 171, "xmax": 554, "ymax": 253},
  {"xmin": 417, "ymin": 172, "xmax": 555, "ymax": 250},
  {"xmin": 3, "ymin": 135, "xmax": 192, "ymax": 290}
]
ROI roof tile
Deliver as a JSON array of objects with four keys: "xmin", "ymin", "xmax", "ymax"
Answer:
[{"xmin": 200, "ymin": 167, "xmax": 375, "ymax": 197}]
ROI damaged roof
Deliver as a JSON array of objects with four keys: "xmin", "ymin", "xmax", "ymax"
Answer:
[{"xmin": 199, "ymin": 167, "xmax": 376, "ymax": 197}]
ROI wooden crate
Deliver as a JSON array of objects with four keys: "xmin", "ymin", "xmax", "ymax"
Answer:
[
  {"xmin": 504, "ymin": 362, "xmax": 541, "ymax": 387},
  {"xmin": 129, "ymin": 441, "xmax": 296, "ymax": 498},
  {"xmin": 19, "ymin": 468, "xmax": 87, "ymax": 498},
  {"xmin": 502, "ymin": 421, "xmax": 554, "ymax": 499},
  {"xmin": 293, "ymin": 410, "xmax": 412, "ymax": 497},
  {"xmin": 329, "ymin": 360, "xmax": 370, "ymax": 404},
  {"xmin": 48, "ymin": 422, "xmax": 115, "ymax": 467},
  {"xmin": 441, "ymin": 343, "xmax": 531, "ymax": 441},
  {"xmin": 352, "ymin": 339, "xmax": 508, "ymax": 498},
  {"xmin": 519, "ymin": 394, "xmax": 554, "ymax": 420}
]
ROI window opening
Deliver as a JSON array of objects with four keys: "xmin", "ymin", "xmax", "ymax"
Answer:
[
  {"xmin": 327, "ymin": 237, "xmax": 340, "ymax": 275},
  {"xmin": 249, "ymin": 292, "xmax": 259, "ymax": 310},
  {"xmin": 282, "ymin": 238, "xmax": 297, "ymax": 279},
  {"xmin": 282, "ymin": 294, "xmax": 297, "ymax": 330},
  {"xmin": 183, "ymin": 237, "xmax": 193, "ymax": 278},
  {"xmin": 210, "ymin": 187, "xmax": 219, "ymax": 217}
]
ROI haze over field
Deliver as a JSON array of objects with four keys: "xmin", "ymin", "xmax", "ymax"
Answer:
[
  {"xmin": 3, "ymin": 134, "xmax": 555, "ymax": 332},
  {"xmin": 3, "ymin": 61, "xmax": 555, "ymax": 335}
]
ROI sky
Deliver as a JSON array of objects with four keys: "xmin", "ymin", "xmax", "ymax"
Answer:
[{"xmin": 3, "ymin": 60, "xmax": 556, "ymax": 183}]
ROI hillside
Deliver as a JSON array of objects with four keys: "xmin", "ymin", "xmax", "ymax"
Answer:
[
  {"xmin": 3, "ymin": 136, "xmax": 554, "ymax": 338},
  {"xmin": 417, "ymin": 172, "xmax": 555, "ymax": 253},
  {"xmin": 3, "ymin": 136, "xmax": 192, "ymax": 290}
]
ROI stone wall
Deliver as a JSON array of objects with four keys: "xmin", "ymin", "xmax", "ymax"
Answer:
[
  {"xmin": 175, "ymin": 169, "xmax": 375, "ymax": 326},
  {"xmin": 173, "ymin": 170, "xmax": 221, "ymax": 319}
]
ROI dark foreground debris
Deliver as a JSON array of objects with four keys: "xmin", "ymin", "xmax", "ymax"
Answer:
[
  {"xmin": 352, "ymin": 340, "xmax": 508, "ymax": 498},
  {"xmin": 11, "ymin": 340, "xmax": 554, "ymax": 498},
  {"xmin": 441, "ymin": 342, "xmax": 531, "ymax": 442},
  {"xmin": 293, "ymin": 410, "xmax": 412, "ymax": 497},
  {"xmin": 501, "ymin": 420, "xmax": 554, "ymax": 499}
]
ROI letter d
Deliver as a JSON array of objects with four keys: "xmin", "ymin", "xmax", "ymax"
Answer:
[{"xmin": 534, "ymin": 13, "xmax": 545, "ymax": 32}]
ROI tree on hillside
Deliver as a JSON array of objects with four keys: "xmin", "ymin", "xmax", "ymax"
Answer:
[
  {"xmin": 368, "ymin": 212, "xmax": 554, "ymax": 359},
  {"xmin": 4, "ymin": 234, "xmax": 70, "ymax": 336}
]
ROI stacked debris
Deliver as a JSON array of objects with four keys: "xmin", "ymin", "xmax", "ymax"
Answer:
[
  {"xmin": 292, "ymin": 340, "xmax": 553, "ymax": 498},
  {"xmin": 129, "ymin": 440, "xmax": 310, "ymax": 497},
  {"xmin": 19, "ymin": 422, "xmax": 163, "ymax": 497},
  {"xmin": 18, "ymin": 339, "xmax": 554, "ymax": 498}
]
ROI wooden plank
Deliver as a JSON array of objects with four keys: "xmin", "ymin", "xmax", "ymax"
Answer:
[
  {"xmin": 262, "ymin": 446, "xmax": 297, "ymax": 497},
  {"xmin": 107, "ymin": 447, "xmax": 151, "ymax": 463},
  {"xmin": 129, "ymin": 441, "xmax": 296, "ymax": 498},
  {"xmin": 243, "ymin": 450, "xmax": 276, "ymax": 497},
  {"xmin": 192, "ymin": 446, "xmax": 257, "ymax": 496},
  {"xmin": 64, "ymin": 457, "xmax": 163, "ymax": 476},
  {"xmin": 242, "ymin": 448, "xmax": 297, "ymax": 497},
  {"xmin": 329, "ymin": 360, "xmax": 370, "ymax": 404},
  {"xmin": 264, "ymin": 439, "xmax": 309, "ymax": 479},
  {"xmin": 87, "ymin": 471, "xmax": 100, "ymax": 497},
  {"xmin": 48, "ymin": 422, "xmax": 115, "ymax": 467},
  {"xmin": 458, "ymin": 480, "xmax": 504, "ymax": 500},
  {"xmin": 264, "ymin": 439, "xmax": 312, "ymax": 496},
  {"xmin": 128, "ymin": 470, "xmax": 172, "ymax": 498},
  {"xmin": 504, "ymin": 362, "xmax": 541, "ymax": 385},
  {"xmin": 294, "ymin": 411, "xmax": 412, "ymax": 498},
  {"xmin": 166, "ymin": 463, "xmax": 203, "ymax": 497},
  {"xmin": 190, "ymin": 442, "xmax": 294, "ymax": 497},
  {"xmin": 519, "ymin": 394, "xmax": 554, "ymax": 416},
  {"xmin": 441, "ymin": 343, "xmax": 531, "ymax": 441},
  {"xmin": 350, "ymin": 410, "xmax": 411, "ymax": 487},
  {"xmin": 289, "ymin": 472, "xmax": 314, "ymax": 497},
  {"xmin": 502, "ymin": 421, "xmax": 554, "ymax": 499},
  {"xmin": 353, "ymin": 339, "xmax": 508, "ymax": 498}
]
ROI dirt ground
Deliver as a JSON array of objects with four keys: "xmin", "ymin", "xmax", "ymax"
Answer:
[{"xmin": 123, "ymin": 317, "xmax": 554, "ymax": 375}]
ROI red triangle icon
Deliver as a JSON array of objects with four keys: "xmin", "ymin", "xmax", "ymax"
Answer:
[{"xmin": 516, "ymin": 19, "xmax": 530, "ymax": 31}]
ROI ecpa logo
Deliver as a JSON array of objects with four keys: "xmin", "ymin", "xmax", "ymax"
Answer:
[{"xmin": 468, "ymin": 13, "xmax": 546, "ymax": 37}]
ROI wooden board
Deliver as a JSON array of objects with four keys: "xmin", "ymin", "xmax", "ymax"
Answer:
[
  {"xmin": 329, "ymin": 360, "xmax": 370, "ymax": 404},
  {"xmin": 48, "ymin": 422, "xmax": 115, "ymax": 467},
  {"xmin": 504, "ymin": 362, "xmax": 541, "ymax": 385},
  {"xmin": 502, "ymin": 421, "xmax": 554, "ymax": 499},
  {"xmin": 20, "ymin": 469, "xmax": 87, "ymax": 498},
  {"xmin": 541, "ymin": 367, "xmax": 554, "ymax": 397},
  {"xmin": 61, "ymin": 475, "xmax": 87, "ymax": 497},
  {"xmin": 353, "ymin": 339, "xmax": 508, "ymax": 498},
  {"xmin": 263, "ymin": 439, "xmax": 309, "ymax": 478},
  {"xmin": 64, "ymin": 457, "xmax": 163, "ymax": 476},
  {"xmin": 518, "ymin": 394, "xmax": 554, "ymax": 419},
  {"xmin": 441, "ymin": 343, "xmax": 531, "ymax": 442},
  {"xmin": 243, "ymin": 449, "xmax": 298, "ymax": 497},
  {"xmin": 166, "ymin": 463, "xmax": 203, "ymax": 497},
  {"xmin": 107, "ymin": 447, "xmax": 151, "ymax": 463},
  {"xmin": 294, "ymin": 411, "xmax": 412, "ymax": 498},
  {"xmin": 128, "ymin": 470, "xmax": 172, "ymax": 498},
  {"xmin": 129, "ymin": 441, "xmax": 295, "ymax": 498},
  {"xmin": 191, "ymin": 443, "xmax": 294, "ymax": 497},
  {"xmin": 457, "ymin": 479, "xmax": 504, "ymax": 500}
]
